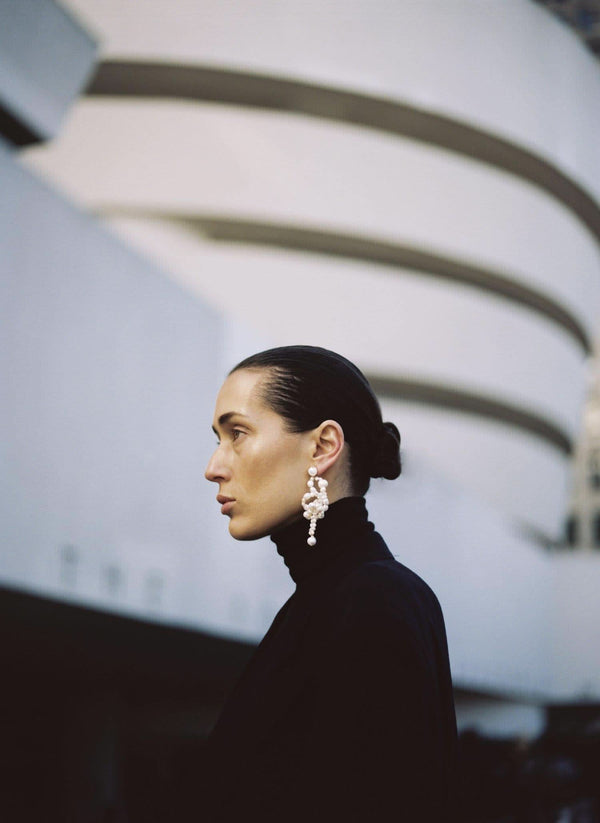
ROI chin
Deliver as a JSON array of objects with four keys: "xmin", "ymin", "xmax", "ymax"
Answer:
[
  {"xmin": 227, "ymin": 508, "xmax": 304, "ymax": 542},
  {"xmin": 228, "ymin": 518, "xmax": 269, "ymax": 542}
]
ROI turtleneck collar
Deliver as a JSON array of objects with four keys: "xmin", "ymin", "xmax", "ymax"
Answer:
[{"xmin": 271, "ymin": 496, "xmax": 375, "ymax": 585}]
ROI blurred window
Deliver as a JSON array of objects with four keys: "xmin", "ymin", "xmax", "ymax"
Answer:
[
  {"xmin": 594, "ymin": 513, "xmax": 600, "ymax": 547},
  {"xmin": 565, "ymin": 515, "xmax": 578, "ymax": 547},
  {"xmin": 60, "ymin": 543, "xmax": 79, "ymax": 586},
  {"xmin": 105, "ymin": 564, "xmax": 122, "ymax": 596},
  {"xmin": 588, "ymin": 447, "xmax": 600, "ymax": 489}
]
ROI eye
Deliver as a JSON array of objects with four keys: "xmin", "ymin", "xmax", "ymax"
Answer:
[{"xmin": 232, "ymin": 428, "xmax": 245, "ymax": 442}]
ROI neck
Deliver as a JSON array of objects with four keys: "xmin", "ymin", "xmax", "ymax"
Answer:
[{"xmin": 271, "ymin": 496, "xmax": 373, "ymax": 584}]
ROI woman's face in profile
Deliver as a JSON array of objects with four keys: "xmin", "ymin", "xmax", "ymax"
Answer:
[{"xmin": 205, "ymin": 369, "xmax": 312, "ymax": 541}]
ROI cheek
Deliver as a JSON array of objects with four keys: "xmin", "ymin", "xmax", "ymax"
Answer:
[
  {"xmin": 251, "ymin": 445, "xmax": 307, "ymax": 507},
  {"xmin": 279, "ymin": 463, "xmax": 310, "ymax": 515}
]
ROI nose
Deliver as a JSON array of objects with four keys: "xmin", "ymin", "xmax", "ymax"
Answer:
[{"xmin": 205, "ymin": 446, "xmax": 229, "ymax": 483}]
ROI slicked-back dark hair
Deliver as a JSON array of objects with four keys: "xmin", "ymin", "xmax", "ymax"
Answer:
[{"xmin": 231, "ymin": 346, "xmax": 401, "ymax": 496}]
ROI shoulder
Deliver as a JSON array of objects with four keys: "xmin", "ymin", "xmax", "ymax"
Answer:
[
  {"xmin": 316, "ymin": 551, "xmax": 446, "ymax": 654},
  {"xmin": 305, "ymin": 557, "xmax": 449, "ymax": 692},
  {"xmin": 339, "ymin": 554, "xmax": 443, "ymax": 620}
]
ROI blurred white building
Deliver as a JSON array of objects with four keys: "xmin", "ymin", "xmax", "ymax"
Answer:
[{"xmin": 2, "ymin": 3, "xmax": 600, "ymax": 779}]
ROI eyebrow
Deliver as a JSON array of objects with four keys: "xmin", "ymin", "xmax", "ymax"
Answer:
[{"xmin": 212, "ymin": 411, "xmax": 248, "ymax": 433}]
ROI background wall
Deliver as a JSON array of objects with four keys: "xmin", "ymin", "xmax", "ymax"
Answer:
[{"xmin": 25, "ymin": 0, "xmax": 600, "ymax": 541}]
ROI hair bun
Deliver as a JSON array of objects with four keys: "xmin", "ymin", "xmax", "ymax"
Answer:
[{"xmin": 370, "ymin": 421, "xmax": 402, "ymax": 480}]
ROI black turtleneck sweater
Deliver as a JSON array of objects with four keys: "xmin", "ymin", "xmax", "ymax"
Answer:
[{"xmin": 204, "ymin": 497, "xmax": 458, "ymax": 822}]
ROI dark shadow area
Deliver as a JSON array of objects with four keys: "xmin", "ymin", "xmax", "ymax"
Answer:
[
  {"xmin": 458, "ymin": 719, "xmax": 600, "ymax": 823},
  {"xmin": 0, "ymin": 586, "xmax": 253, "ymax": 822},
  {"xmin": 1, "ymin": 585, "xmax": 599, "ymax": 822}
]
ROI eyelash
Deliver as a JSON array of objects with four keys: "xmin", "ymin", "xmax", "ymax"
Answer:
[{"xmin": 215, "ymin": 428, "xmax": 244, "ymax": 446}]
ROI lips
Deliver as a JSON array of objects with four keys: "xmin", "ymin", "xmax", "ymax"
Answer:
[{"xmin": 217, "ymin": 494, "xmax": 235, "ymax": 515}]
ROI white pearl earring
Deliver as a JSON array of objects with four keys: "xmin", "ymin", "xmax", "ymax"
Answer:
[{"xmin": 302, "ymin": 466, "xmax": 329, "ymax": 546}]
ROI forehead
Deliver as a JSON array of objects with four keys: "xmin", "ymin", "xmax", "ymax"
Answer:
[{"xmin": 213, "ymin": 369, "xmax": 270, "ymax": 422}]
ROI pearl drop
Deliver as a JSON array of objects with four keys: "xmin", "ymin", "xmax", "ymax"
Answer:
[
  {"xmin": 307, "ymin": 536, "xmax": 316, "ymax": 546},
  {"xmin": 308, "ymin": 467, "xmax": 317, "ymax": 476}
]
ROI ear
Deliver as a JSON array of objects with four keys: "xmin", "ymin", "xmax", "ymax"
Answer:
[{"xmin": 311, "ymin": 419, "xmax": 345, "ymax": 476}]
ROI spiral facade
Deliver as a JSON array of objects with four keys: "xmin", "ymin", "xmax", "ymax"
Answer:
[{"xmin": 24, "ymin": 0, "xmax": 600, "ymax": 540}]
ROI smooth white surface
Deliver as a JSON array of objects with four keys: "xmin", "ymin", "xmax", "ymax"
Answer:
[
  {"xmin": 24, "ymin": 100, "xmax": 600, "ymax": 337},
  {"xmin": 23, "ymin": 90, "xmax": 593, "ymax": 535},
  {"xmin": 60, "ymin": 0, "xmax": 600, "ymax": 201},
  {"xmin": 380, "ymin": 399, "xmax": 569, "ymax": 537},
  {"xmin": 106, "ymin": 216, "xmax": 586, "ymax": 443}
]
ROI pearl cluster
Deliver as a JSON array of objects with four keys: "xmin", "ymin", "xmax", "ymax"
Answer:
[{"xmin": 302, "ymin": 466, "xmax": 329, "ymax": 546}]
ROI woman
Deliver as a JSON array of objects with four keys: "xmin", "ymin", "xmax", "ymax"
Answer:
[{"xmin": 204, "ymin": 346, "xmax": 457, "ymax": 822}]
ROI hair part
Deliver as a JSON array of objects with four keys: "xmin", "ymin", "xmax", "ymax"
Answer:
[{"xmin": 231, "ymin": 346, "xmax": 401, "ymax": 496}]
